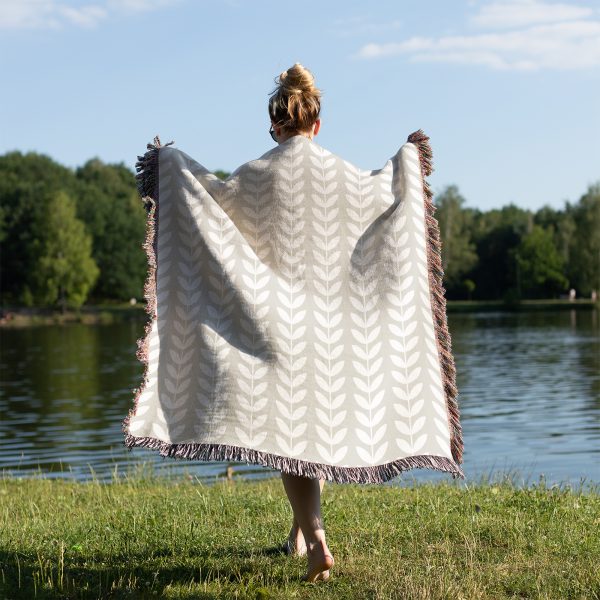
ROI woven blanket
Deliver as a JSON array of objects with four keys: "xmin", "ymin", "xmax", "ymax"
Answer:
[{"xmin": 122, "ymin": 129, "xmax": 465, "ymax": 483}]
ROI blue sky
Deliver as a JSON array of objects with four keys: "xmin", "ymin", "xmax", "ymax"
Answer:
[{"xmin": 1, "ymin": 0, "xmax": 598, "ymax": 211}]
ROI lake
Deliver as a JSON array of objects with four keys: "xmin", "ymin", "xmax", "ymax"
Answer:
[{"xmin": 1, "ymin": 309, "xmax": 598, "ymax": 490}]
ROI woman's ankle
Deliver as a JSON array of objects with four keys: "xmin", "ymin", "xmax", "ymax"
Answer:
[
  {"xmin": 287, "ymin": 521, "xmax": 304, "ymax": 541},
  {"xmin": 305, "ymin": 532, "xmax": 328, "ymax": 553}
]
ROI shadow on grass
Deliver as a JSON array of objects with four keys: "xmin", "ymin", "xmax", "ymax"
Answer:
[{"xmin": 0, "ymin": 544, "xmax": 295, "ymax": 599}]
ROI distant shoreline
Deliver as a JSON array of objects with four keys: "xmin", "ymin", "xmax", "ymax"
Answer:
[
  {"xmin": 1, "ymin": 298, "xmax": 598, "ymax": 327},
  {"xmin": 445, "ymin": 298, "xmax": 600, "ymax": 312}
]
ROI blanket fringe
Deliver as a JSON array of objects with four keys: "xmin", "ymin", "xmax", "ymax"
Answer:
[
  {"xmin": 406, "ymin": 129, "xmax": 465, "ymax": 469},
  {"xmin": 124, "ymin": 433, "xmax": 464, "ymax": 484},
  {"xmin": 122, "ymin": 132, "xmax": 466, "ymax": 485},
  {"xmin": 121, "ymin": 135, "xmax": 173, "ymax": 440}
]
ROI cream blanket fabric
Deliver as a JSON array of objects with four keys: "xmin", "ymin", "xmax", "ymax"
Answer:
[{"xmin": 122, "ymin": 130, "xmax": 465, "ymax": 483}]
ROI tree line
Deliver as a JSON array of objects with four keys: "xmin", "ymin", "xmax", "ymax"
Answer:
[
  {"xmin": 0, "ymin": 150, "xmax": 598, "ymax": 309},
  {"xmin": 434, "ymin": 184, "xmax": 599, "ymax": 301}
]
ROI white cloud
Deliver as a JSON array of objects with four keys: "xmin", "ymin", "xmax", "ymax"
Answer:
[
  {"xmin": 355, "ymin": 0, "xmax": 600, "ymax": 71},
  {"xmin": 0, "ymin": 0, "xmax": 180, "ymax": 30},
  {"xmin": 470, "ymin": 0, "xmax": 594, "ymax": 29},
  {"xmin": 0, "ymin": 0, "xmax": 107, "ymax": 29},
  {"xmin": 106, "ymin": 0, "xmax": 181, "ymax": 13},
  {"xmin": 59, "ymin": 4, "xmax": 107, "ymax": 27}
]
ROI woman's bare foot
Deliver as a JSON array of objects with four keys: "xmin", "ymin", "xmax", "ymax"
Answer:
[{"xmin": 301, "ymin": 539, "xmax": 334, "ymax": 583}]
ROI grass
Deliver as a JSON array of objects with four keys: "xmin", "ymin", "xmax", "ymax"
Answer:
[
  {"xmin": 1, "ymin": 466, "xmax": 599, "ymax": 599},
  {"xmin": 2, "ymin": 299, "xmax": 599, "ymax": 328}
]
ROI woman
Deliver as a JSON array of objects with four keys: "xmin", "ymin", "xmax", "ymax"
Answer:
[
  {"xmin": 125, "ymin": 60, "xmax": 465, "ymax": 588},
  {"xmin": 268, "ymin": 62, "xmax": 333, "ymax": 584}
]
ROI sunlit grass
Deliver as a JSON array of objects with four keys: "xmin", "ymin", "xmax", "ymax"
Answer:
[{"xmin": 1, "ymin": 464, "xmax": 599, "ymax": 599}]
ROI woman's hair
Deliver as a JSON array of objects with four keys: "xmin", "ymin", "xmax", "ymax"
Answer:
[{"xmin": 268, "ymin": 63, "xmax": 321, "ymax": 134}]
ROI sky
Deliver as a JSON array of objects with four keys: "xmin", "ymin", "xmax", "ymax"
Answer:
[{"xmin": 0, "ymin": 0, "xmax": 599, "ymax": 212}]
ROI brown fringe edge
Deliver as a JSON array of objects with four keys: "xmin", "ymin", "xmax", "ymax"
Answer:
[
  {"xmin": 121, "ymin": 135, "xmax": 173, "ymax": 441},
  {"xmin": 121, "ymin": 132, "xmax": 466, "ymax": 485},
  {"xmin": 406, "ymin": 129, "xmax": 465, "ymax": 468},
  {"xmin": 123, "ymin": 434, "xmax": 465, "ymax": 484}
]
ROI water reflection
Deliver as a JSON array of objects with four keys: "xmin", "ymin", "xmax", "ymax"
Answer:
[{"xmin": 1, "ymin": 309, "xmax": 598, "ymax": 489}]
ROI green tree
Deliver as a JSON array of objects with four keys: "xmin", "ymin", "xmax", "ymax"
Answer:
[
  {"xmin": 75, "ymin": 158, "xmax": 147, "ymax": 301},
  {"xmin": 0, "ymin": 151, "xmax": 81, "ymax": 303},
  {"xmin": 469, "ymin": 203, "xmax": 532, "ymax": 300},
  {"xmin": 0, "ymin": 150, "xmax": 240, "ymax": 306},
  {"xmin": 513, "ymin": 225, "xmax": 568, "ymax": 298},
  {"xmin": 568, "ymin": 183, "xmax": 600, "ymax": 296},
  {"xmin": 535, "ymin": 203, "xmax": 576, "ymax": 280},
  {"xmin": 462, "ymin": 279, "xmax": 475, "ymax": 300},
  {"xmin": 31, "ymin": 191, "xmax": 99, "ymax": 309},
  {"xmin": 434, "ymin": 185, "xmax": 478, "ymax": 298},
  {"xmin": 214, "ymin": 170, "xmax": 231, "ymax": 181}
]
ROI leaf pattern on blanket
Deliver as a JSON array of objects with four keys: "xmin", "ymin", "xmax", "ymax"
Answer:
[{"xmin": 124, "ymin": 134, "xmax": 462, "ymax": 475}]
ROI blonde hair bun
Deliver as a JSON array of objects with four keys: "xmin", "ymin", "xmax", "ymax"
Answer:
[
  {"xmin": 279, "ymin": 63, "xmax": 319, "ymax": 97},
  {"xmin": 268, "ymin": 62, "xmax": 322, "ymax": 134}
]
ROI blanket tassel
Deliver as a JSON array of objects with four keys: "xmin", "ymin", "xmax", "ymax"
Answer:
[
  {"xmin": 121, "ymin": 135, "xmax": 173, "ymax": 441},
  {"xmin": 407, "ymin": 129, "xmax": 465, "ymax": 472}
]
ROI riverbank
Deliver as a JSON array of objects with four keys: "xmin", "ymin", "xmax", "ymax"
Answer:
[
  {"xmin": 446, "ymin": 298, "xmax": 600, "ymax": 313},
  {"xmin": 1, "ymin": 473, "xmax": 598, "ymax": 599},
  {"xmin": 1, "ymin": 298, "xmax": 599, "ymax": 327},
  {"xmin": 0, "ymin": 302, "xmax": 146, "ymax": 327}
]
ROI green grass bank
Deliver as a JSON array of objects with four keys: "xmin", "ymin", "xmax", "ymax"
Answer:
[
  {"xmin": 1, "ymin": 471, "xmax": 599, "ymax": 599},
  {"xmin": 1, "ymin": 298, "xmax": 599, "ymax": 327}
]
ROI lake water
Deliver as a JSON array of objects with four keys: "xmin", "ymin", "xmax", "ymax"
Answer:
[{"xmin": 1, "ymin": 309, "xmax": 598, "ymax": 490}]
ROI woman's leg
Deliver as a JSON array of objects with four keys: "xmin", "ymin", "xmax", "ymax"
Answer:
[
  {"xmin": 284, "ymin": 478, "xmax": 325, "ymax": 554},
  {"xmin": 280, "ymin": 473, "xmax": 334, "ymax": 581}
]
